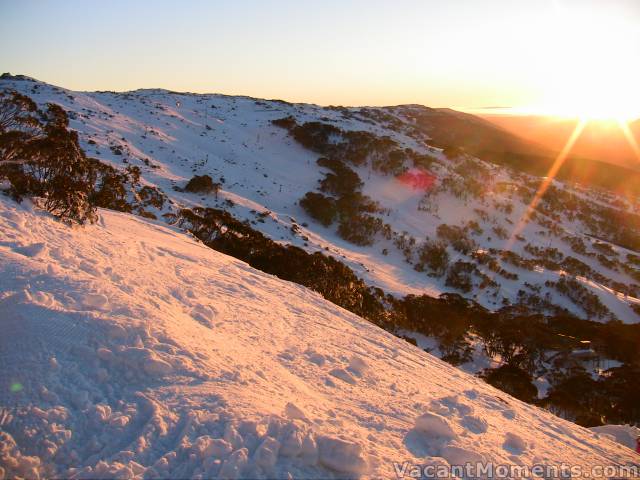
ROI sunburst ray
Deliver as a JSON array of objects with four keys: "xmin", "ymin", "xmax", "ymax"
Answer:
[{"xmin": 505, "ymin": 119, "xmax": 587, "ymax": 251}]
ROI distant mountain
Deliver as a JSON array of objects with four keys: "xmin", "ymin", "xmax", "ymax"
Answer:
[
  {"xmin": 405, "ymin": 106, "xmax": 640, "ymax": 194},
  {"xmin": 480, "ymin": 113, "xmax": 640, "ymax": 171}
]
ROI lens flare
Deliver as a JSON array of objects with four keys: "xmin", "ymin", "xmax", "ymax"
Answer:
[
  {"xmin": 10, "ymin": 382, "xmax": 23, "ymax": 393},
  {"xmin": 618, "ymin": 119, "xmax": 640, "ymax": 164},
  {"xmin": 505, "ymin": 119, "xmax": 587, "ymax": 251}
]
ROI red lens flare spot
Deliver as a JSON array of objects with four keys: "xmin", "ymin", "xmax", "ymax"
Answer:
[{"xmin": 397, "ymin": 168, "xmax": 437, "ymax": 191}]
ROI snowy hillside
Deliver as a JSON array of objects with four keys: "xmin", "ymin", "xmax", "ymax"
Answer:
[
  {"xmin": 2, "ymin": 75, "xmax": 639, "ymax": 325},
  {"xmin": 1, "ymin": 196, "xmax": 638, "ymax": 478}
]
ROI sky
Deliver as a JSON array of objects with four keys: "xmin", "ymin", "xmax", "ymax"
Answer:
[{"xmin": 1, "ymin": 0, "xmax": 639, "ymax": 115}]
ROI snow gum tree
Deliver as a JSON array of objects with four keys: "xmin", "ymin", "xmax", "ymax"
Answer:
[{"xmin": 0, "ymin": 91, "xmax": 97, "ymax": 224}]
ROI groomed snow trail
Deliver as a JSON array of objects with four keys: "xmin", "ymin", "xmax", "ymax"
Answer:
[{"xmin": 0, "ymin": 197, "xmax": 637, "ymax": 479}]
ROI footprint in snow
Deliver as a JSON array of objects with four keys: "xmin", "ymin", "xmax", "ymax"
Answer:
[
  {"xmin": 106, "ymin": 324, "xmax": 128, "ymax": 340},
  {"xmin": 306, "ymin": 351, "xmax": 326, "ymax": 366},
  {"xmin": 29, "ymin": 291, "xmax": 58, "ymax": 309},
  {"xmin": 428, "ymin": 396, "xmax": 473, "ymax": 419},
  {"xmin": 479, "ymin": 393, "xmax": 517, "ymax": 420},
  {"xmin": 461, "ymin": 415, "xmax": 488, "ymax": 434},
  {"xmin": 190, "ymin": 304, "xmax": 217, "ymax": 328},
  {"xmin": 414, "ymin": 412, "xmax": 458, "ymax": 440},
  {"xmin": 502, "ymin": 408, "xmax": 517, "ymax": 420},
  {"xmin": 463, "ymin": 388, "xmax": 479, "ymax": 400},
  {"xmin": 404, "ymin": 412, "xmax": 458, "ymax": 458},
  {"xmin": 328, "ymin": 368, "xmax": 357, "ymax": 385},
  {"xmin": 14, "ymin": 242, "xmax": 47, "ymax": 258},
  {"xmin": 503, "ymin": 432, "xmax": 527, "ymax": 454},
  {"xmin": 79, "ymin": 260, "xmax": 102, "ymax": 277},
  {"xmin": 347, "ymin": 355, "xmax": 368, "ymax": 377},
  {"xmin": 440, "ymin": 445, "xmax": 486, "ymax": 465},
  {"xmin": 284, "ymin": 402, "xmax": 309, "ymax": 422}
]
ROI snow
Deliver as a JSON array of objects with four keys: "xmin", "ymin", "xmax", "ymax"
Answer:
[
  {"xmin": 2, "ymin": 76, "xmax": 638, "ymax": 324},
  {"xmin": 414, "ymin": 413, "xmax": 459, "ymax": 440},
  {"xmin": 317, "ymin": 436, "xmax": 368, "ymax": 475},
  {"xmin": 589, "ymin": 425, "xmax": 640, "ymax": 451},
  {"xmin": 503, "ymin": 432, "xmax": 528, "ymax": 455},
  {"xmin": 0, "ymin": 196, "xmax": 638, "ymax": 478}
]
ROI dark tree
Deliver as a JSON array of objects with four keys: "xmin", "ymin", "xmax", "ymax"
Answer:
[
  {"xmin": 185, "ymin": 174, "xmax": 219, "ymax": 194},
  {"xmin": 0, "ymin": 91, "xmax": 41, "ymax": 163},
  {"xmin": 416, "ymin": 240, "xmax": 449, "ymax": 276},
  {"xmin": 300, "ymin": 191, "xmax": 337, "ymax": 226},
  {"xmin": 1, "ymin": 95, "xmax": 97, "ymax": 224},
  {"xmin": 482, "ymin": 364, "xmax": 538, "ymax": 403}
]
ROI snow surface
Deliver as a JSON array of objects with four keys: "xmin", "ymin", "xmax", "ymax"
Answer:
[
  {"xmin": 589, "ymin": 425, "xmax": 640, "ymax": 452},
  {"xmin": 0, "ymin": 196, "xmax": 638, "ymax": 478}
]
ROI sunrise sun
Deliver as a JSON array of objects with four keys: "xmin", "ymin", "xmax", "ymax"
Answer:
[{"xmin": 528, "ymin": 1, "xmax": 640, "ymax": 121}]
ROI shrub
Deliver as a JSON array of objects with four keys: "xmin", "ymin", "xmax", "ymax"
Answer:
[
  {"xmin": 551, "ymin": 276, "xmax": 613, "ymax": 320},
  {"xmin": 437, "ymin": 224, "xmax": 475, "ymax": 254},
  {"xmin": 184, "ymin": 174, "xmax": 220, "ymax": 194},
  {"xmin": 415, "ymin": 240, "xmax": 449, "ymax": 276},
  {"xmin": 292, "ymin": 121, "xmax": 343, "ymax": 153},
  {"xmin": 627, "ymin": 253, "xmax": 640, "ymax": 266},
  {"xmin": 542, "ymin": 368, "xmax": 602, "ymax": 426},
  {"xmin": 138, "ymin": 185, "xmax": 165, "ymax": 210},
  {"xmin": 445, "ymin": 261, "xmax": 476, "ymax": 293},
  {"xmin": 379, "ymin": 149, "xmax": 407, "ymax": 175},
  {"xmin": 481, "ymin": 364, "xmax": 538, "ymax": 403},
  {"xmin": 0, "ymin": 91, "xmax": 40, "ymax": 162},
  {"xmin": 593, "ymin": 241, "xmax": 617, "ymax": 257},
  {"xmin": 0, "ymin": 91, "xmax": 142, "ymax": 224},
  {"xmin": 317, "ymin": 158, "xmax": 363, "ymax": 196},
  {"xmin": 492, "ymin": 225, "xmax": 508, "ymax": 240},
  {"xmin": 298, "ymin": 156, "xmax": 383, "ymax": 246},
  {"xmin": 271, "ymin": 116, "xmax": 297, "ymax": 130},
  {"xmin": 299, "ymin": 192, "xmax": 337, "ymax": 227},
  {"xmin": 442, "ymin": 145, "xmax": 463, "ymax": 160},
  {"xmin": 90, "ymin": 161, "xmax": 134, "ymax": 212},
  {"xmin": 337, "ymin": 213, "xmax": 383, "ymax": 246}
]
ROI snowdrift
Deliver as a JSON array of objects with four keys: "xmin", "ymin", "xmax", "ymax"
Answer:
[
  {"xmin": 0, "ymin": 197, "xmax": 637, "ymax": 478},
  {"xmin": 589, "ymin": 425, "xmax": 640, "ymax": 452}
]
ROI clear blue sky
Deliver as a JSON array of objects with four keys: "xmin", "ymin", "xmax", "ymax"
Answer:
[{"xmin": 2, "ymin": 0, "xmax": 639, "ymax": 114}]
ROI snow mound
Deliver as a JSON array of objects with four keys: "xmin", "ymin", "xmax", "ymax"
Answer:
[
  {"xmin": 414, "ymin": 412, "xmax": 458, "ymax": 440},
  {"xmin": 0, "ymin": 197, "xmax": 638, "ymax": 478},
  {"xmin": 589, "ymin": 425, "xmax": 640, "ymax": 451}
]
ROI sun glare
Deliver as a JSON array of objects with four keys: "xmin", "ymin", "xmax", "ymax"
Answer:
[
  {"xmin": 619, "ymin": 119, "xmax": 640, "ymax": 163},
  {"xmin": 504, "ymin": 0, "xmax": 640, "ymax": 247},
  {"xmin": 506, "ymin": 119, "xmax": 588, "ymax": 250},
  {"xmin": 527, "ymin": 2, "xmax": 640, "ymax": 122},
  {"xmin": 504, "ymin": 1, "xmax": 640, "ymax": 246}
]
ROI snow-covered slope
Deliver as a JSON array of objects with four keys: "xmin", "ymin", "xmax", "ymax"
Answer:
[
  {"xmin": 2, "ymin": 75, "xmax": 639, "ymax": 324},
  {"xmin": 0, "ymin": 197, "xmax": 637, "ymax": 478}
]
